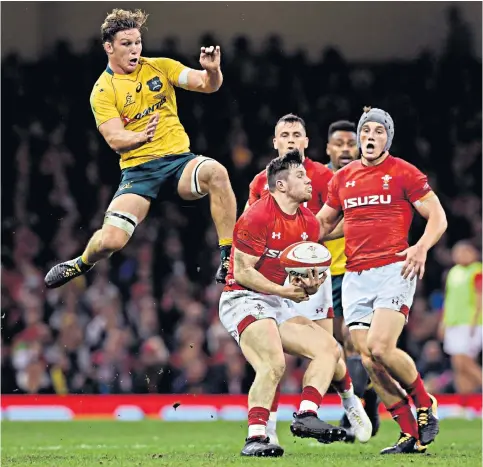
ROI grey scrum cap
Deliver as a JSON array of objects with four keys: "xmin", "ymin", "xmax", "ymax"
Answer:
[{"xmin": 357, "ymin": 107, "xmax": 394, "ymax": 152}]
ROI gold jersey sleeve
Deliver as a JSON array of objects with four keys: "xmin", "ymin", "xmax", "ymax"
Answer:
[
  {"xmin": 150, "ymin": 57, "xmax": 185, "ymax": 87},
  {"xmin": 90, "ymin": 57, "xmax": 191, "ymax": 169},
  {"xmin": 90, "ymin": 79, "xmax": 120, "ymax": 128}
]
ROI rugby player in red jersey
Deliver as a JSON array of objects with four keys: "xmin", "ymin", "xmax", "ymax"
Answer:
[
  {"xmin": 219, "ymin": 150, "xmax": 346, "ymax": 457},
  {"xmin": 316, "ymin": 107, "xmax": 448, "ymax": 454}
]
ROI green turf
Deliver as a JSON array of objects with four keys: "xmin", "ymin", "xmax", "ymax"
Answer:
[{"xmin": 1, "ymin": 420, "xmax": 481, "ymax": 466}]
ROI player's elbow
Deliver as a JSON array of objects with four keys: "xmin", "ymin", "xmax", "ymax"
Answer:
[
  {"xmin": 440, "ymin": 211, "xmax": 448, "ymax": 233},
  {"xmin": 105, "ymin": 135, "xmax": 131, "ymax": 155},
  {"xmin": 233, "ymin": 264, "xmax": 250, "ymax": 284},
  {"xmin": 104, "ymin": 134, "xmax": 122, "ymax": 153}
]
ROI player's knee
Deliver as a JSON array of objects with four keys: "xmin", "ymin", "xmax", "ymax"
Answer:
[
  {"xmin": 343, "ymin": 333, "xmax": 358, "ymax": 356},
  {"xmin": 317, "ymin": 334, "xmax": 341, "ymax": 362},
  {"xmin": 99, "ymin": 229, "xmax": 129, "ymax": 254},
  {"xmin": 367, "ymin": 340, "xmax": 391, "ymax": 363},
  {"xmin": 205, "ymin": 161, "xmax": 230, "ymax": 190}
]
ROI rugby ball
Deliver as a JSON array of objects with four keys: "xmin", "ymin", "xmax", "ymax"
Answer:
[{"xmin": 280, "ymin": 241, "xmax": 332, "ymax": 278}]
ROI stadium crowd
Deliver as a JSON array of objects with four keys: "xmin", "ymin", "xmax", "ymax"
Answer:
[{"xmin": 1, "ymin": 11, "xmax": 481, "ymax": 396}]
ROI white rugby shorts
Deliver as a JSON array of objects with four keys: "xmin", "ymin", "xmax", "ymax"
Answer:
[
  {"xmin": 342, "ymin": 261, "xmax": 417, "ymax": 329},
  {"xmin": 219, "ymin": 290, "xmax": 298, "ymax": 344},
  {"xmin": 284, "ymin": 270, "xmax": 334, "ymax": 320},
  {"xmin": 443, "ymin": 325, "xmax": 483, "ymax": 359}
]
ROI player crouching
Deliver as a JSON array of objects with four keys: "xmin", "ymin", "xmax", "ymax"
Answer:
[{"xmin": 219, "ymin": 150, "xmax": 346, "ymax": 456}]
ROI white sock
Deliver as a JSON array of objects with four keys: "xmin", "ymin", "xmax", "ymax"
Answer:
[
  {"xmin": 340, "ymin": 385, "xmax": 359, "ymax": 411},
  {"xmin": 299, "ymin": 400, "xmax": 318, "ymax": 413},
  {"xmin": 339, "ymin": 384, "xmax": 355, "ymax": 400},
  {"xmin": 267, "ymin": 412, "xmax": 277, "ymax": 433},
  {"xmin": 248, "ymin": 424, "xmax": 266, "ymax": 438}
]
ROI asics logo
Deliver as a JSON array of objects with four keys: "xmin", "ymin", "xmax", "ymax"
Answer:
[{"xmin": 344, "ymin": 195, "xmax": 391, "ymax": 209}]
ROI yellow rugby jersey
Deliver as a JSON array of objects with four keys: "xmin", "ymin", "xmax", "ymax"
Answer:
[
  {"xmin": 90, "ymin": 57, "xmax": 190, "ymax": 169},
  {"xmin": 324, "ymin": 238, "xmax": 346, "ymax": 276},
  {"xmin": 325, "ymin": 162, "xmax": 347, "ymax": 276}
]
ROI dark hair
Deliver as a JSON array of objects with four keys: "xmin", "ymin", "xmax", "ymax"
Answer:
[
  {"xmin": 328, "ymin": 120, "xmax": 356, "ymax": 139},
  {"xmin": 101, "ymin": 9, "xmax": 148, "ymax": 43},
  {"xmin": 266, "ymin": 149, "xmax": 304, "ymax": 192},
  {"xmin": 274, "ymin": 113, "xmax": 306, "ymax": 133}
]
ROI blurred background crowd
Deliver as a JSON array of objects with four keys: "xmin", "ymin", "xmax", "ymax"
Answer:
[{"xmin": 1, "ymin": 6, "xmax": 481, "ymax": 397}]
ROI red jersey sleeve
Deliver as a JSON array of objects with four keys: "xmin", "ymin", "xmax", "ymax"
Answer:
[
  {"xmin": 312, "ymin": 164, "xmax": 333, "ymax": 204},
  {"xmin": 401, "ymin": 161, "xmax": 432, "ymax": 203},
  {"xmin": 248, "ymin": 172, "xmax": 265, "ymax": 206},
  {"xmin": 234, "ymin": 208, "xmax": 268, "ymax": 257},
  {"xmin": 474, "ymin": 272, "xmax": 482, "ymax": 292},
  {"xmin": 325, "ymin": 174, "xmax": 342, "ymax": 211}
]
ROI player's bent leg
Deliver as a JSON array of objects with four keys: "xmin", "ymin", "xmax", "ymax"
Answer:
[
  {"xmin": 278, "ymin": 316, "xmax": 346, "ymax": 444},
  {"xmin": 350, "ymin": 327, "xmax": 425, "ymax": 453},
  {"xmin": 177, "ymin": 156, "xmax": 237, "ymax": 284},
  {"xmin": 44, "ymin": 194, "xmax": 150, "ymax": 289},
  {"xmin": 314, "ymin": 319, "xmax": 372, "ymax": 443},
  {"xmin": 341, "ymin": 328, "xmax": 379, "ymax": 437},
  {"xmin": 239, "ymin": 319, "xmax": 285, "ymax": 457},
  {"xmin": 367, "ymin": 308, "xmax": 439, "ymax": 446}
]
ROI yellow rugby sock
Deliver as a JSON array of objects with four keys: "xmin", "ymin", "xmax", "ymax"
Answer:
[
  {"xmin": 81, "ymin": 253, "xmax": 94, "ymax": 266},
  {"xmin": 218, "ymin": 238, "xmax": 233, "ymax": 248}
]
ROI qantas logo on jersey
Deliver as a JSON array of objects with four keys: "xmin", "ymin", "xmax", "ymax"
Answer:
[
  {"xmin": 121, "ymin": 96, "xmax": 167, "ymax": 125},
  {"xmin": 343, "ymin": 195, "xmax": 392, "ymax": 208}
]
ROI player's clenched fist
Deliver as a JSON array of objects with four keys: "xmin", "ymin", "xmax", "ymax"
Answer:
[
  {"xmin": 143, "ymin": 112, "xmax": 159, "ymax": 142},
  {"xmin": 199, "ymin": 45, "xmax": 221, "ymax": 71}
]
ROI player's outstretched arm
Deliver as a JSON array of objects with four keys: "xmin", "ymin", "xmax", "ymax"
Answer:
[
  {"xmin": 182, "ymin": 46, "xmax": 223, "ymax": 94},
  {"xmin": 397, "ymin": 192, "xmax": 448, "ymax": 279},
  {"xmin": 98, "ymin": 113, "xmax": 159, "ymax": 154},
  {"xmin": 315, "ymin": 204, "xmax": 343, "ymax": 241},
  {"xmin": 233, "ymin": 248, "xmax": 308, "ymax": 302}
]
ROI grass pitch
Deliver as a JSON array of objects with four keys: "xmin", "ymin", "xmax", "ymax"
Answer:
[{"xmin": 2, "ymin": 419, "xmax": 481, "ymax": 466}]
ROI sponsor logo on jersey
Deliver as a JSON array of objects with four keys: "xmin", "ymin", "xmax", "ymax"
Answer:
[
  {"xmin": 134, "ymin": 96, "xmax": 167, "ymax": 119},
  {"xmin": 343, "ymin": 195, "xmax": 392, "ymax": 209},
  {"xmin": 264, "ymin": 248, "xmax": 282, "ymax": 258}
]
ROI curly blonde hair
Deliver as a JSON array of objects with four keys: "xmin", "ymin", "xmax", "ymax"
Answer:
[{"xmin": 101, "ymin": 9, "xmax": 148, "ymax": 43}]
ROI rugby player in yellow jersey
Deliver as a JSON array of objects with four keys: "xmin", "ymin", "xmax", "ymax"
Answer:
[
  {"xmin": 45, "ymin": 9, "xmax": 236, "ymax": 288},
  {"xmin": 325, "ymin": 120, "xmax": 380, "ymax": 439}
]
